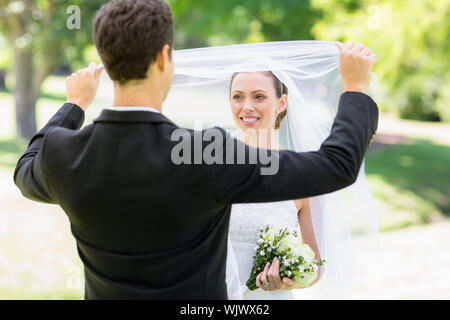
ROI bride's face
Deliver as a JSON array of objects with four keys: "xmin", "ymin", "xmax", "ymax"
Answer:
[{"xmin": 230, "ymin": 72, "xmax": 286, "ymax": 132}]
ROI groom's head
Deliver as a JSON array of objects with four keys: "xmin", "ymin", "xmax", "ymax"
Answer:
[{"xmin": 93, "ymin": 0, "xmax": 174, "ymax": 98}]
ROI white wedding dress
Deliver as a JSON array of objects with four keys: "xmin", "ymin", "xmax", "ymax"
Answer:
[{"xmin": 228, "ymin": 200, "xmax": 300, "ymax": 300}]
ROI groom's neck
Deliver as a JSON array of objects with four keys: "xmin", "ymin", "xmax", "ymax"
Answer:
[{"xmin": 113, "ymin": 79, "xmax": 164, "ymax": 112}]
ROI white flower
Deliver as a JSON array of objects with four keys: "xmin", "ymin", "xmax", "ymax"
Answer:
[
  {"xmin": 302, "ymin": 255, "xmax": 313, "ymax": 264},
  {"xmin": 287, "ymin": 270, "xmax": 292, "ymax": 277},
  {"xmin": 264, "ymin": 227, "xmax": 278, "ymax": 242},
  {"xmin": 299, "ymin": 266, "xmax": 305, "ymax": 273},
  {"xmin": 257, "ymin": 239, "xmax": 264, "ymax": 244},
  {"xmin": 291, "ymin": 247, "xmax": 301, "ymax": 256},
  {"xmin": 260, "ymin": 250, "xmax": 265, "ymax": 256},
  {"xmin": 254, "ymin": 246, "xmax": 258, "ymax": 251}
]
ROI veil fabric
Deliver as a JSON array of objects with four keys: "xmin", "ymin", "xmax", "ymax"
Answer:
[{"xmin": 97, "ymin": 40, "xmax": 381, "ymax": 299}]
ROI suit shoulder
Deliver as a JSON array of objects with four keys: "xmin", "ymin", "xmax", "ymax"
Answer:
[{"xmin": 43, "ymin": 124, "xmax": 94, "ymax": 158}]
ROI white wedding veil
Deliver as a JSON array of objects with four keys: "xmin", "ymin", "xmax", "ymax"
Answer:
[{"xmin": 96, "ymin": 40, "xmax": 381, "ymax": 299}]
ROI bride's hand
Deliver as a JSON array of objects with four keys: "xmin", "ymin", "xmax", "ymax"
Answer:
[{"xmin": 255, "ymin": 257, "xmax": 304, "ymax": 291}]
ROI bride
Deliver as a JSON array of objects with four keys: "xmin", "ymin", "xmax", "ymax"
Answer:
[{"xmin": 227, "ymin": 71, "xmax": 322, "ymax": 299}]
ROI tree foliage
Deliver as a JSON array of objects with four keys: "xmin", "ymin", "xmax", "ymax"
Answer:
[
  {"xmin": 0, "ymin": 0, "xmax": 104, "ymax": 73},
  {"xmin": 168, "ymin": 0, "xmax": 321, "ymax": 48},
  {"xmin": 311, "ymin": 0, "xmax": 450, "ymax": 122},
  {"xmin": 0, "ymin": 0, "xmax": 105, "ymax": 137},
  {"xmin": 1, "ymin": 0, "xmax": 448, "ymax": 137}
]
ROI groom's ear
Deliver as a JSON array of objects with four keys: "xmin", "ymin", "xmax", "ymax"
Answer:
[{"xmin": 156, "ymin": 44, "xmax": 172, "ymax": 72}]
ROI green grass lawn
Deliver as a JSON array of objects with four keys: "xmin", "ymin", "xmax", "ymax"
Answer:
[{"xmin": 366, "ymin": 141, "xmax": 450, "ymax": 231}]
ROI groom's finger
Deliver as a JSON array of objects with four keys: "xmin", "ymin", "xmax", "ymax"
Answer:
[
  {"xmin": 344, "ymin": 40, "xmax": 356, "ymax": 51},
  {"xmin": 334, "ymin": 41, "xmax": 344, "ymax": 52},
  {"xmin": 351, "ymin": 42, "xmax": 364, "ymax": 54},
  {"xmin": 368, "ymin": 53, "xmax": 378, "ymax": 65},
  {"xmin": 95, "ymin": 65, "xmax": 105, "ymax": 79},
  {"xmin": 88, "ymin": 62, "xmax": 97, "ymax": 76},
  {"xmin": 360, "ymin": 46, "xmax": 372, "ymax": 57}
]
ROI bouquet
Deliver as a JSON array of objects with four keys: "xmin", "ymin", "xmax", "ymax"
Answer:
[{"xmin": 246, "ymin": 225, "xmax": 325, "ymax": 291}]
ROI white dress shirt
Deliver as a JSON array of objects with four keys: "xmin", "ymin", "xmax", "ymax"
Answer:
[{"xmin": 105, "ymin": 106, "xmax": 161, "ymax": 113}]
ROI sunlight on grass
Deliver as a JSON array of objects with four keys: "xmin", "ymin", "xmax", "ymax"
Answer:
[
  {"xmin": 40, "ymin": 76, "xmax": 67, "ymax": 100},
  {"xmin": 0, "ymin": 199, "xmax": 84, "ymax": 300},
  {"xmin": 0, "ymin": 92, "xmax": 15, "ymax": 138},
  {"xmin": 366, "ymin": 141, "xmax": 450, "ymax": 231},
  {"xmin": 366, "ymin": 175, "xmax": 440, "ymax": 231},
  {"xmin": 0, "ymin": 139, "xmax": 27, "ymax": 170}
]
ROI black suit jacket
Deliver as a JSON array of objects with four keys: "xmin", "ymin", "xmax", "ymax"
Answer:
[{"xmin": 14, "ymin": 92, "xmax": 378, "ymax": 299}]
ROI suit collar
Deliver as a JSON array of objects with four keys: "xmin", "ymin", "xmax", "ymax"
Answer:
[{"xmin": 93, "ymin": 109, "xmax": 177, "ymax": 126}]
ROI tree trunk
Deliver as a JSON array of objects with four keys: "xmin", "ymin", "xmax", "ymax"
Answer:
[
  {"xmin": 14, "ymin": 47, "xmax": 37, "ymax": 139},
  {"xmin": 0, "ymin": 71, "xmax": 5, "ymax": 90}
]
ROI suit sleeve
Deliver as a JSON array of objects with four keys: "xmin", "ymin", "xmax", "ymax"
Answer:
[
  {"xmin": 210, "ymin": 92, "xmax": 379, "ymax": 204},
  {"xmin": 13, "ymin": 103, "xmax": 85, "ymax": 203}
]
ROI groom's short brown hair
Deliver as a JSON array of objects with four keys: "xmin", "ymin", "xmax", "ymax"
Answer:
[{"xmin": 93, "ymin": 0, "xmax": 173, "ymax": 84}]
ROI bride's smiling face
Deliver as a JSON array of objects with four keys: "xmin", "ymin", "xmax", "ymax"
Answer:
[{"xmin": 230, "ymin": 72, "xmax": 287, "ymax": 132}]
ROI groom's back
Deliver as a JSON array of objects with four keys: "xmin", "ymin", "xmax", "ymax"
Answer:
[{"xmin": 45, "ymin": 109, "xmax": 230, "ymax": 299}]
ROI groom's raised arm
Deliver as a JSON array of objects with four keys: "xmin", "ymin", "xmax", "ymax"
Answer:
[
  {"xmin": 210, "ymin": 91, "xmax": 378, "ymax": 204},
  {"xmin": 14, "ymin": 63, "xmax": 102, "ymax": 203},
  {"xmin": 13, "ymin": 103, "xmax": 85, "ymax": 203}
]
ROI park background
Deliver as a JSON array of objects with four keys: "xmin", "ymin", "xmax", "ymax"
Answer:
[{"xmin": 0, "ymin": 0, "xmax": 449, "ymax": 299}]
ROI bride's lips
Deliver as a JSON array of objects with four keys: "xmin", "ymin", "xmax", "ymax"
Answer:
[{"xmin": 239, "ymin": 116, "xmax": 260, "ymax": 126}]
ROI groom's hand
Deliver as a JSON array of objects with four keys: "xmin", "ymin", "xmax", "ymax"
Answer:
[
  {"xmin": 336, "ymin": 40, "xmax": 377, "ymax": 94},
  {"xmin": 65, "ymin": 63, "xmax": 104, "ymax": 111}
]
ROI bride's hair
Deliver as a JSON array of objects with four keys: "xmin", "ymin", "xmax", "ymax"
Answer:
[{"xmin": 230, "ymin": 71, "xmax": 288, "ymax": 129}]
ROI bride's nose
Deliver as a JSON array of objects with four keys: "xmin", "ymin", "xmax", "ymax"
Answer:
[{"xmin": 242, "ymin": 99, "xmax": 255, "ymax": 112}]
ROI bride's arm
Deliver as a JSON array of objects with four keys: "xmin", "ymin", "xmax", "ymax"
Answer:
[{"xmin": 296, "ymin": 198, "xmax": 321, "ymax": 286}]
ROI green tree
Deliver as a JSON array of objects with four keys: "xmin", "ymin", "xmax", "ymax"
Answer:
[
  {"xmin": 0, "ymin": 0, "xmax": 104, "ymax": 138},
  {"xmin": 311, "ymin": 0, "xmax": 450, "ymax": 122},
  {"xmin": 169, "ymin": 0, "xmax": 321, "ymax": 48}
]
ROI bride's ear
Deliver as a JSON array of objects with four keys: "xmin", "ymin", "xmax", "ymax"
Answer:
[
  {"xmin": 278, "ymin": 94, "xmax": 288, "ymax": 113},
  {"xmin": 156, "ymin": 44, "xmax": 172, "ymax": 72}
]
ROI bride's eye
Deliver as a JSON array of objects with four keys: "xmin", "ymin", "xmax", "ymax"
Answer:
[
  {"xmin": 233, "ymin": 94, "xmax": 242, "ymax": 101},
  {"xmin": 255, "ymin": 95, "xmax": 265, "ymax": 101}
]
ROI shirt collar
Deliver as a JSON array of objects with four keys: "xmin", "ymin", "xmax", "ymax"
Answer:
[{"xmin": 104, "ymin": 106, "xmax": 161, "ymax": 113}]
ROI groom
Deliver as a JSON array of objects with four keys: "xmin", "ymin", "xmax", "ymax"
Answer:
[{"xmin": 14, "ymin": 0, "xmax": 378, "ymax": 299}]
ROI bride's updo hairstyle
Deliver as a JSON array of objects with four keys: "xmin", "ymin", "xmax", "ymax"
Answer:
[{"xmin": 230, "ymin": 71, "xmax": 288, "ymax": 129}]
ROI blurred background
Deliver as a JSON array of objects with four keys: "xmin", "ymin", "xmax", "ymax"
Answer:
[{"xmin": 0, "ymin": 0, "xmax": 449, "ymax": 299}]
